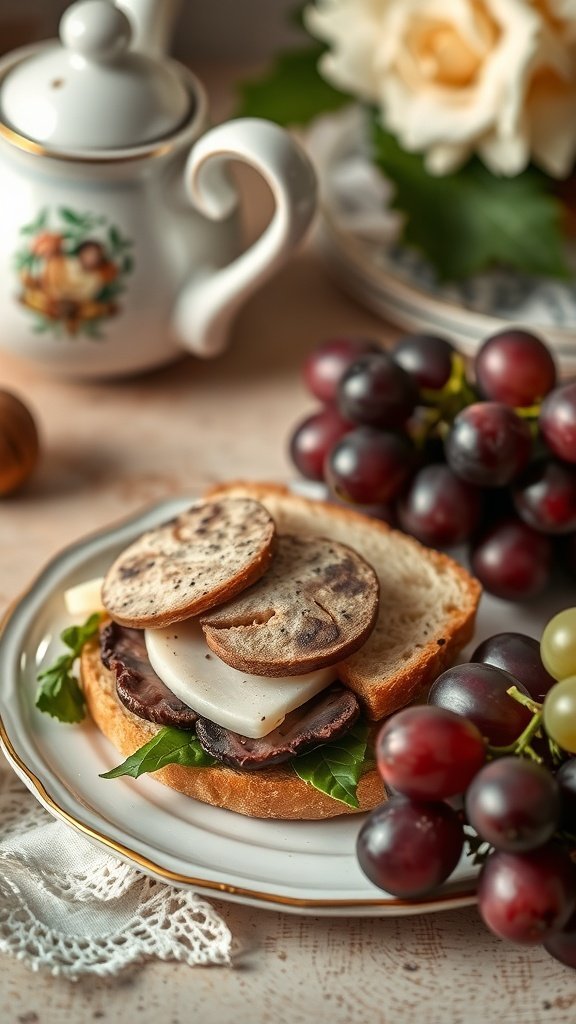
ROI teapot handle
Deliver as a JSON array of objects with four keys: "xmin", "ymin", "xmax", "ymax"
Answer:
[{"xmin": 173, "ymin": 118, "xmax": 317, "ymax": 359}]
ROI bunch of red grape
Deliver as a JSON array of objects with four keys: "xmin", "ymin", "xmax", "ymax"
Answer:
[
  {"xmin": 289, "ymin": 330, "xmax": 576, "ymax": 600},
  {"xmin": 356, "ymin": 614, "xmax": 576, "ymax": 967}
]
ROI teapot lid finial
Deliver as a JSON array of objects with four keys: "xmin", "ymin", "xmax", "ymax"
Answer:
[
  {"xmin": 0, "ymin": 0, "xmax": 191, "ymax": 151},
  {"xmin": 61, "ymin": 0, "xmax": 132, "ymax": 62}
]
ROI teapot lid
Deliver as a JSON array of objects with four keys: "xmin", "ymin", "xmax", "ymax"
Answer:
[{"xmin": 0, "ymin": 0, "xmax": 191, "ymax": 151}]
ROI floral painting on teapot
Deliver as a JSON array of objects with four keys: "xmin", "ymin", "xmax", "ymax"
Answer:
[{"xmin": 13, "ymin": 208, "xmax": 135, "ymax": 340}]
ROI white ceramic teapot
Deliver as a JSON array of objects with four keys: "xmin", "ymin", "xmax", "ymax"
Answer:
[{"xmin": 0, "ymin": 0, "xmax": 317, "ymax": 377}]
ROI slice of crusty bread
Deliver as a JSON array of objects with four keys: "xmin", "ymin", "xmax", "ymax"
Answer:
[
  {"xmin": 102, "ymin": 498, "xmax": 276, "ymax": 629},
  {"xmin": 81, "ymin": 639, "xmax": 384, "ymax": 820},
  {"xmin": 206, "ymin": 482, "xmax": 482, "ymax": 720},
  {"xmin": 201, "ymin": 533, "xmax": 379, "ymax": 676}
]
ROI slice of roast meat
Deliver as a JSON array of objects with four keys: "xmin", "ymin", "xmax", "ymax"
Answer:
[
  {"xmin": 100, "ymin": 621, "xmax": 198, "ymax": 729},
  {"xmin": 195, "ymin": 684, "xmax": 360, "ymax": 771}
]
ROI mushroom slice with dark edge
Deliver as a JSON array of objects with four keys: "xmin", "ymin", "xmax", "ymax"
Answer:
[
  {"xmin": 201, "ymin": 533, "xmax": 379, "ymax": 676},
  {"xmin": 101, "ymin": 621, "xmax": 198, "ymax": 729},
  {"xmin": 195, "ymin": 684, "xmax": 360, "ymax": 770},
  {"xmin": 101, "ymin": 497, "xmax": 277, "ymax": 629}
]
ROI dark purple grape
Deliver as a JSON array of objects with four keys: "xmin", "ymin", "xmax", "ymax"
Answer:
[
  {"xmin": 481, "ymin": 485, "xmax": 516, "ymax": 527},
  {"xmin": 445, "ymin": 403, "xmax": 532, "ymax": 487},
  {"xmin": 289, "ymin": 407, "xmax": 351, "ymax": 481},
  {"xmin": 513, "ymin": 459, "xmax": 576, "ymax": 535},
  {"xmin": 568, "ymin": 533, "xmax": 576, "ymax": 579},
  {"xmin": 471, "ymin": 518, "xmax": 552, "ymax": 601},
  {"xmin": 329, "ymin": 493, "xmax": 397, "ymax": 526},
  {"xmin": 475, "ymin": 329, "xmax": 557, "ymax": 408},
  {"xmin": 337, "ymin": 351, "xmax": 418, "ymax": 429},
  {"xmin": 392, "ymin": 334, "xmax": 455, "ymax": 391},
  {"xmin": 397, "ymin": 463, "xmax": 483, "ymax": 547},
  {"xmin": 428, "ymin": 662, "xmax": 533, "ymax": 746},
  {"xmin": 540, "ymin": 382, "xmax": 576, "ymax": 464},
  {"xmin": 303, "ymin": 337, "xmax": 381, "ymax": 405},
  {"xmin": 544, "ymin": 910, "xmax": 576, "ymax": 968},
  {"xmin": 478, "ymin": 844, "xmax": 576, "ymax": 944},
  {"xmin": 465, "ymin": 757, "xmax": 560, "ymax": 852},
  {"xmin": 556, "ymin": 759, "xmax": 576, "ymax": 833},
  {"xmin": 471, "ymin": 632, "xmax": 556, "ymax": 703},
  {"xmin": 375, "ymin": 705, "xmax": 486, "ymax": 800},
  {"xmin": 325, "ymin": 426, "xmax": 414, "ymax": 505},
  {"xmin": 356, "ymin": 797, "xmax": 464, "ymax": 897}
]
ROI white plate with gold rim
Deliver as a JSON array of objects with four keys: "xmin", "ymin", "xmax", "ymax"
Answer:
[{"xmin": 0, "ymin": 496, "xmax": 572, "ymax": 916}]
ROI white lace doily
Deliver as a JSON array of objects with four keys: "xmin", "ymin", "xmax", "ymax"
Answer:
[{"xmin": 0, "ymin": 753, "xmax": 233, "ymax": 979}]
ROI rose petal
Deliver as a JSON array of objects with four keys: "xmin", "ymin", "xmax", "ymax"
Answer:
[
  {"xmin": 304, "ymin": 0, "xmax": 576, "ymax": 180},
  {"xmin": 478, "ymin": 129, "xmax": 531, "ymax": 177},
  {"xmin": 528, "ymin": 74, "xmax": 576, "ymax": 178}
]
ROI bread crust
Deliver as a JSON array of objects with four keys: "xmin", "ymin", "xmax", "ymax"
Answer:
[
  {"xmin": 83, "ymin": 481, "xmax": 481, "ymax": 820},
  {"xmin": 206, "ymin": 482, "xmax": 482, "ymax": 720},
  {"xmin": 81, "ymin": 639, "xmax": 384, "ymax": 820}
]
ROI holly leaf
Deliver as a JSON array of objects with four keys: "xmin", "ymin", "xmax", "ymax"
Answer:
[
  {"xmin": 291, "ymin": 720, "xmax": 371, "ymax": 808},
  {"xmin": 236, "ymin": 45, "xmax": 351, "ymax": 126},
  {"xmin": 20, "ymin": 209, "xmax": 48, "ymax": 236},
  {"xmin": 59, "ymin": 208, "xmax": 87, "ymax": 228},
  {"xmin": 100, "ymin": 726, "xmax": 217, "ymax": 780},
  {"xmin": 371, "ymin": 116, "xmax": 570, "ymax": 281}
]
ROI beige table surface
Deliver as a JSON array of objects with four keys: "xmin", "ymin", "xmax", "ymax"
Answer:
[{"xmin": 0, "ymin": 68, "xmax": 575, "ymax": 1024}]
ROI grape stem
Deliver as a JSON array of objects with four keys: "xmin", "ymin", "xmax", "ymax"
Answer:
[
  {"xmin": 505, "ymin": 685, "xmax": 542, "ymax": 715},
  {"xmin": 486, "ymin": 685, "xmax": 547, "ymax": 762},
  {"xmin": 417, "ymin": 354, "xmax": 478, "ymax": 446},
  {"xmin": 488, "ymin": 710, "xmax": 544, "ymax": 762}
]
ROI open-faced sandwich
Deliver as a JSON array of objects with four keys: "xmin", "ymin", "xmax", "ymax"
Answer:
[{"xmin": 44, "ymin": 483, "xmax": 481, "ymax": 819}]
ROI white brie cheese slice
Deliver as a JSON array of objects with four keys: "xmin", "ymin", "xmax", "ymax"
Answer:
[
  {"xmin": 145, "ymin": 619, "xmax": 338, "ymax": 739},
  {"xmin": 64, "ymin": 576, "xmax": 105, "ymax": 616}
]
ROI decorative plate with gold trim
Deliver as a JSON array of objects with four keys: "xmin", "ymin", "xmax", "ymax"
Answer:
[
  {"xmin": 0, "ymin": 497, "xmax": 570, "ymax": 916},
  {"xmin": 308, "ymin": 109, "xmax": 576, "ymax": 379}
]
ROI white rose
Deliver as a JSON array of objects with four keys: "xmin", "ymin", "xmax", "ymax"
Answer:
[{"xmin": 304, "ymin": 0, "xmax": 576, "ymax": 178}]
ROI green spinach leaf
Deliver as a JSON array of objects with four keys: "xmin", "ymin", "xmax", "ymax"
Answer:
[
  {"xmin": 291, "ymin": 720, "xmax": 371, "ymax": 808},
  {"xmin": 35, "ymin": 612, "xmax": 101, "ymax": 724},
  {"xmin": 100, "ymin": 727, "xmax": 217, "ymax": 779}
]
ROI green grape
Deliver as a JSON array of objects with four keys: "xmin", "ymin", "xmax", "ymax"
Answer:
[
  {"xmin": 541, "ymin": 608, "xmax": 576, "ymax": 681},
  {"xmin": 543, "ymin": 676, "xmax": 576, "ymax": 753}
]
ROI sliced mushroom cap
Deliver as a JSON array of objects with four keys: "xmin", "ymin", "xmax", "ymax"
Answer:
[
  {"xmin": 102, "ymin": 498, "xmax": 276, "ymax": 628},
  {"xmin": 201, "ymin": 534, "xmax": 379, "ymax": 676},
  {"xmin": 101, "ymin": 621, "xmax": 198, "ymax": 729},
  {"xmin": 195, "ymin": 684, "xmax": 360, "ymax": 770}
]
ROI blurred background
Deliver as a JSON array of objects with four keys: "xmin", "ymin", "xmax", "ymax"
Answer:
[{"xmin": 0, "ymin": 0, "xmax": 302, "ymax": 59}]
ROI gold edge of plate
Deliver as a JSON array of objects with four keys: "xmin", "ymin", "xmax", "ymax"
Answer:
[
  {"xmin": 0, "ymin": 712, "xmax": 478, "ymax": 911},
  {"xmin": 0, "ymin": 516, "xmax": 479, "ymax": 913}
]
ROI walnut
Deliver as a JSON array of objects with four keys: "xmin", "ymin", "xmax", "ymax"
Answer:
[{"xmin": 0, "ymin": 390, "xmax": 40, "ymax": 496}]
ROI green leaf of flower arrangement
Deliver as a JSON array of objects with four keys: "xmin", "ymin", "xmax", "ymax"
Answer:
[
  {"xmin": 290, "ymin": 720, "xmax": 372, "ymax": 808},
  {"xmin": 236, "ymin": 46, "xmax": 351, "ymax": 126},
  {"xmin": 370, "ymin": 114, "xmax": 570, "ymax": 281},
  {"xmin": 100, "ymin": 727, "xmax": 217, "ymax": 780}
]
